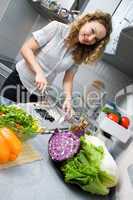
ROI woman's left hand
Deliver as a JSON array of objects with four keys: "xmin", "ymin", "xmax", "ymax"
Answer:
[{"xmin": 62, "ymin": 98, "xmax": 72, "ymax": 116}]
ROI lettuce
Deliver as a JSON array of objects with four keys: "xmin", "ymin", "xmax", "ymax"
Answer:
[{"xmin": 61, "ymin": 135, "xmax": 119, "ymax": 195}]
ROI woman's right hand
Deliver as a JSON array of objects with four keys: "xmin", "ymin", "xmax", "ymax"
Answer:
[{"xmin": 35, "ymin": 72, "xmax": 48, "ymax": 93}]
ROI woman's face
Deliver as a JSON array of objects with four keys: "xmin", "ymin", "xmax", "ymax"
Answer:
[{"xmin": 78, "ymin": 20, "xmax": 107, "ymax": 45}]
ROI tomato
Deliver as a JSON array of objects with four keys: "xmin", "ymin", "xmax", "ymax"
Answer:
[
  {"xmin": 107, "ymin": 113, "xmax": 119, "ymax": 123},
  {"xmin": 121, "ymin": 116, "xmax": 130, "ymax": 129}
]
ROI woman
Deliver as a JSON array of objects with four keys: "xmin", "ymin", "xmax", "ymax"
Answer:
[{"xmin": 1, "ymin": 10, "xmax": 112, "ymax": 114}]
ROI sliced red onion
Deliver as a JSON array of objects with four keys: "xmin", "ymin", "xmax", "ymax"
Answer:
[{"xmin": 48, "ymin": 131, "xmax": 80, "ymax": 162}]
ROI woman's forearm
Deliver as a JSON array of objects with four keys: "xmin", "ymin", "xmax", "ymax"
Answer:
[{"xmin": 63, "ymin": 80, "xmax": 73, "ymax": 100}]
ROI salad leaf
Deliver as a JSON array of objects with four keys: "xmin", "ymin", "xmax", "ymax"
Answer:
[
  {"xmin": 61, "ymin": 135, "xmax": 119, "ymax": 195},
  {"xmin": 0, "ymin": 105, "xmax": 40, "ymax": 141}
]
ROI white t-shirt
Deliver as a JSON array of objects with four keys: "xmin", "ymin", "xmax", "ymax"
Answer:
[{"xmin": 16, "ymin": 21, "xmax": 78, "ymax": 95}]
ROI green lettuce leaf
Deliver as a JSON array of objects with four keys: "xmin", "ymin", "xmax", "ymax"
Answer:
[{"xmin": 61, "ymin": 136, "xmax": 117, "ymax": 195}]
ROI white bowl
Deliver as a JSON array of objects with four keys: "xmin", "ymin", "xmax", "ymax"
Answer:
[{"xmin": 98, "ymin": 112, "xmax": 132, "ymax": 143}]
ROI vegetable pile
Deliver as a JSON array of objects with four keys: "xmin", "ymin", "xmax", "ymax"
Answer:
[
  {"xmin": 0, "ymin": 105, "xmax": 40, "ymax": 141},
  {"xmin": 48, "ymin": 131, "xmax": 119, "ymax": 196},
  {"xmin": 102, "ymin": 106, "xmax": 130, "ymax": 129}
]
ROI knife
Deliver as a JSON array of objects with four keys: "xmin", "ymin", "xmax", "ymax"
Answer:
[{"xmin": 40, "ymin": 127, "xmax": 69, "ymax": 134}]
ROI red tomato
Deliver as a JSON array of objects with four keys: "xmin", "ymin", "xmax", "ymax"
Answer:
[
  {"xmin": 107, "ymin": 113, "xmax": 119, "ymax": 123},
  {"xmin": 121, "ymin": 116, "xmax": 130, "ymax": 129}
]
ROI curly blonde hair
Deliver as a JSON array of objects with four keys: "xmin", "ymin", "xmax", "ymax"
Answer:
[{"xmin": 65, "ymin": 10, "xmax": 112, "ymax": 64}]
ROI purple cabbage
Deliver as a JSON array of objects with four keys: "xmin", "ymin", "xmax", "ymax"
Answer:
[{"xmin": 48, "ymin": 130, "xmax": 80, "ymax": 162}]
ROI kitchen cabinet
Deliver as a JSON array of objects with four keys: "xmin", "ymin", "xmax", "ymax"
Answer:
[
  {"xmin": 83, "ymin": 0, "xmax": 122, "ymax": 15},
  {"xmin": 102, "ymin": 0, "xmax": 133, "ymax": 78},
  {"xmin": 0, "ymin": 0, "xmax": 38, "ymax": 60},
  {"xmin": 0, "ymin": 0, "xmax": 39, "ymax": 82}
]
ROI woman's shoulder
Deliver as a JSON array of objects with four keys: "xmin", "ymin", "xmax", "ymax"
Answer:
[
  {"xmin": 51, "ymin": 21, "xmax": 69, "ymax": 38},
  {"xmin": 49, "ymin": 20, "xmax": 68, "ymax": 29}
]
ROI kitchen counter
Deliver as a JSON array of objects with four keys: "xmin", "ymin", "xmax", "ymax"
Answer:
[
  {"xmin": 0, "ymin": 134, "xmax": 108, "ymax": 200},
  {"xmin": 0, "ymin": 97, "xmax": 133, "ymax": 200},
  {"xmin": 0, "ymin": 96, "xmax": 104, "ymax": 200}
]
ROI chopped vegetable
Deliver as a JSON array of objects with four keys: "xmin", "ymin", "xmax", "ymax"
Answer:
[
  {"xmin": 0, "ymin": 105, "xmax": 40, "ymax": 141},
  {"xmin": 35, "ymin": 108, "xmax": 55, "ymax": 122},
  {"xmin": 48, "ymin": 130, "xmax": 80, "ymax": 161},
  {"xmin": 61, "ymin": 135, "xmax": 119, "ymax": 196},
  {"xmin": 0, "ymin": 127, "xmax": 22, "ymax": 163}
]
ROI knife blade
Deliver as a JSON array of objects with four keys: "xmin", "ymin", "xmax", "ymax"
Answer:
[{"xmin": 40, "ymin": 127, "xmax": 69, "ymax": 134}]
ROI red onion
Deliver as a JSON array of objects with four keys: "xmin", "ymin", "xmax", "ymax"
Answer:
[{"xmin": 48, "ymin": 130, "xmax": 80, "ymax": 162}]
